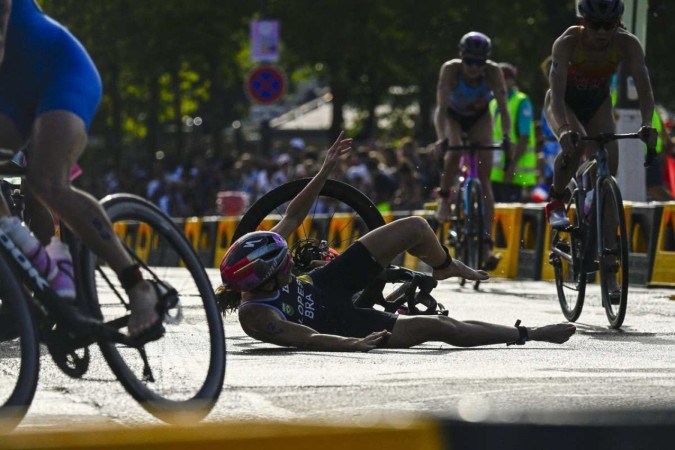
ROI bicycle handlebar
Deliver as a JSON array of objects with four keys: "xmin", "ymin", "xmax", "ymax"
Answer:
[
  {"xmin": 580, "ymin": 132, "xmax": 657, "ymax": 168},
  {"xmin": 439, "ymin": 139, "xmax": 503, "ymax": 152},
  {"xmin": 580, "ymin": 132, "xmax": 640, "ymax": 143}
]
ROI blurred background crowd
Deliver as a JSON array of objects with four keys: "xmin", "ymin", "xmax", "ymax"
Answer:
[
  {"xmin": 39, "ymin": 1, "xmax": 674, "ymax": 218},
  {"xmin": 80, "ymin": 115, "xmax": 675, "ymax": 219}
]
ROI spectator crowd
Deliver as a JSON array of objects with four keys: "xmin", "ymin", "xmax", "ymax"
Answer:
[{"xmin": 81, "ymin": 116, "xmax": 675, "ymax": 219}]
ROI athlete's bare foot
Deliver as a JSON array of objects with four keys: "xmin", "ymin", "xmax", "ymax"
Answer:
[
  {"xmin": 433, "ymin": 258, "xmax": 489, "ymax": 281},
  {"xmin": 528, "ymin": 323, "xmax": 576, "ymax": 344},
  {"xmin": 127, "ymin": 280, "xmax": 162, "ymax": 340}
]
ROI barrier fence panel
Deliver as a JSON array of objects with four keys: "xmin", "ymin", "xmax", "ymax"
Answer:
[
  {"xmin": 183, "ymin": 217, "xmax": 218, "ymax": 268},
  {"xmin": 490, "ymin": 205, "xmax": 522, "ymax": 278},
  {"xmin": 650, "ymin": 202, "xmax": 675, "ymax": 286},
  {"xmin": 213, "ymin": 218, "xmax": 239, "ymax": 269},
  {"xmin": 518, "ymin": 204, "xmax": 545, "ymax": 280},
  {"xmin": 628, "ymin": 204, "xmax": 663, "ymax": 285}
]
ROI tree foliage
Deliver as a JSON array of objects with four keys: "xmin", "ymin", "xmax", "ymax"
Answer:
[{"xmin": 34, "ymin": 0, "xmax": 673, "ymax": 169}]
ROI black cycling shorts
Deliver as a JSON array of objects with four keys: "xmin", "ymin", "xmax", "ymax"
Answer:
[
  {"xmin": 307, "ymin": 241, "xmax": 398, "ymax": 338},
  {"xmin": 447, "ymin": 107, "xmax": 488, "ymax": 133}
]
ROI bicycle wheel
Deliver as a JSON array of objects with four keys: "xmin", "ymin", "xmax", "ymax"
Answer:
[
  {"xmin": 551, "ymin": 198, "xmax": 586, "ymax": 322},
  {"xmin": 78, "ymin": 194, "xmax": 225, "ymax": 422},
  {"xmin": 597, "ymin": 177, "xmax": 628, "ymax": 329},
  {"xmin": 0, "ymin": 254, "xmax": 39, "ymax": 432},
  {"xmin": 457, "ymin": 179, "xmax": 483, "ymax": 289},
  {"xmin": 233, "ymin": 178, "xmax": 386, "ymax": 273}
]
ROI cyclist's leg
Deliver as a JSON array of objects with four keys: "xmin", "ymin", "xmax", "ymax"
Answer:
[
  {"xmin": 27, "ymin": 112, "xmax": 161, "ymax": 338},
  {"xmin": 385, "ymin": 314, "xmax": 576, "ymax": 348},
  {"xmin": 357, "ymin": 216, "xmax": 488, "ymax": 281},
  {"xmin": 543, "ymin": 90, "xmax": 586, "ymax": 194},
  {"xmin": 436, "ymin": 116, "xmax": 462, "ymax": 221},
  {"xmin": 543, "ymin": 90, "xmax": 587, "ymax": 227}
]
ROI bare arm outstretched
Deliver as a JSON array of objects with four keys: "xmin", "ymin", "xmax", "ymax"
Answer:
[{"xmin": 271, "ymin": 131, "xmax": 352, "ymax": 239}]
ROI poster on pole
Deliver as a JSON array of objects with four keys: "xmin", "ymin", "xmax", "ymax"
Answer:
[{"xmin": 250, "ymin": 20, "xmax": 280, "ymax": 62}]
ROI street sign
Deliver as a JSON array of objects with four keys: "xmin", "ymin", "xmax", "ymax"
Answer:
[
  {"xmin": 250, "ymin": 20, "xmax": 280, "ymax": 62},
  {"xmin": 245, "ymin": 65, "xmax": 287, "ymax": 105}
]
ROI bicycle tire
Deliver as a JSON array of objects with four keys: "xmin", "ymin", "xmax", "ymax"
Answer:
[
  {"xmin": 597, "ymin": 177, "xmax": 628, "ymax": 329},
  {"xmin": 79, "ymin": 194, "xmax": 225, "ymax": 422},
  {"xmin": 0, "ymin": 254, "xmax": 39, "ymax": 432},
  {"xmin": 459, "ymin": 179, "xmax": 483, "ymax": 289},
  {"xmin": 233, "ymin": 178, "xmax": 386, "ymax": 265},
  {"xmin": 552, "ymin": 197, "xmax": 586, "ymax": 322}
]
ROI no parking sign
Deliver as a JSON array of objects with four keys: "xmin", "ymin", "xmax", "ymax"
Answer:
[{"xmin": 245, "ymin": 65, "xmax": 287, "ymax": 105}]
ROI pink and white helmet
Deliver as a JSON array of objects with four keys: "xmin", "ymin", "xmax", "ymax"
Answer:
[{"xmin": 220, "ymin": 231, "xmax": 290, "ymax": 292}]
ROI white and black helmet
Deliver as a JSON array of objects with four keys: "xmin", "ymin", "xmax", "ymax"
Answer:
[{"xmin": 578, "ymin": 0, "xmax": 624, "ymax": 22}]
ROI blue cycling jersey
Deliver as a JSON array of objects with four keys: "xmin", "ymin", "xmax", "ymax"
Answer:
[
  {"xmin": 448, "ymin": 72, "xmax": 493, "ymax": 117},
  {"xmin": 0, "ymin": 0, "xmax": 102, "ymax": 137}
]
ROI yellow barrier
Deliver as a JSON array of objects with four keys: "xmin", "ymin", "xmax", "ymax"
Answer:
[
  {"xmin": 328, "ymin": 213, "xmax": 359, "ymax": 254},
  {"xmin": 650, "ymin": 202, "xmax": 675, "ymax": 286},
  {"xmin": 183, "ymin": 218, "xmax": 218, "ymax": 267},
  {"xmin": 213, "ymin": 218, "xmax": 239, "ymax": 268},
  {"xmin": 184, "ymin": 218, "xmax": 207, "ymax": 253},
  {"xmin": 490, "ymin": 204, "xmax": 523, "ymax": 278},
  {"xmin": 1, "ymin": 419, "xmax": 443, "ymax": 450}
]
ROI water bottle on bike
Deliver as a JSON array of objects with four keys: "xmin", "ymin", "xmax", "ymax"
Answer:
[{"xmin": 0, "ymin": 216, "xmax": 75, "ymax": 298}]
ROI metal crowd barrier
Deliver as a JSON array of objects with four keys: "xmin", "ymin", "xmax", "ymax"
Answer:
[{"xmin": 110, "ymin": 202, "xmax": 675, "ymax": 286}]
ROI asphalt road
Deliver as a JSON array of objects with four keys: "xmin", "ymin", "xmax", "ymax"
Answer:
[{"xmin": 12, "ymin": 268, "xmax": 675, "ymax": 429}]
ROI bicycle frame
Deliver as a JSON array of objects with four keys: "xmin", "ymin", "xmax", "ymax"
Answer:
[
  {"xmin": 580, "ymin": 134, "xmax": 638, "ymax": 265},
  {"xmin": 551, "ymin": 131, "xmax": 650, "ymax": 328},
  {"xmin": 443, "ymin": 142, "xmax": 501, "ymax": 215}
]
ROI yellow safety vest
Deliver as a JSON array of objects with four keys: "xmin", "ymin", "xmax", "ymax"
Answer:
[{"xmin": 489, "ymin": 91, "xmax": 537, "ymax": 186}]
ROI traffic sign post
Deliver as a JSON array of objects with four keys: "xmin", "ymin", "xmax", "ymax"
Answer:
[{"xmin": 246, "ymin": 65, "xmax": 287, "ymax": 105}]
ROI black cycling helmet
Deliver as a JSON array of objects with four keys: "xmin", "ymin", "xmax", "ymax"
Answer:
[
  {"xmin": 578, "ymin": 0, "xmax": 624, "ymax": 22},
  {"xmin": 459, "ymin": 32, "xmax": 492, "ymax": 56},
  {"xmin": 220, "ymin": 231, "xmax": 290, "ymax": 292}
]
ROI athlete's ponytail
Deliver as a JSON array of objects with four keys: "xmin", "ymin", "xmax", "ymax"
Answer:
[{"xmin": 215, "ymin": 284, "xmax": 242, "ymax": 315}]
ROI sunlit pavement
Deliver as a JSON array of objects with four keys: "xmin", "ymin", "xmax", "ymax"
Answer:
[{"xmin": 15, "ymin": 269, "xmax": 675, "ymax": 429}]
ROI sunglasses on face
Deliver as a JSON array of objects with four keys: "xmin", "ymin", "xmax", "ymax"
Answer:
[
  {"xmin": 462, "ymin": 56, "xmax": 487, "ymax": 67},
  {"xmin": 585, "ymin": 20, "xmax": 618, "ymax": 31}
]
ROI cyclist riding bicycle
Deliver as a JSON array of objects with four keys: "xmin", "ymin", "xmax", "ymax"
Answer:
[
  {"xmin": 434, "ymin": 31, "xmax": 511, "ymax": 271},
  {"xmin": 215, "ymin": 132, "xmax": 576, "ymax": 352},
  {"xmin": 543, "ymin": 0, "xmax": 658, "ymax": 229},
  {"xmin": 0, "ymin": 0, "xmax": 162, "ymax": 343}
]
